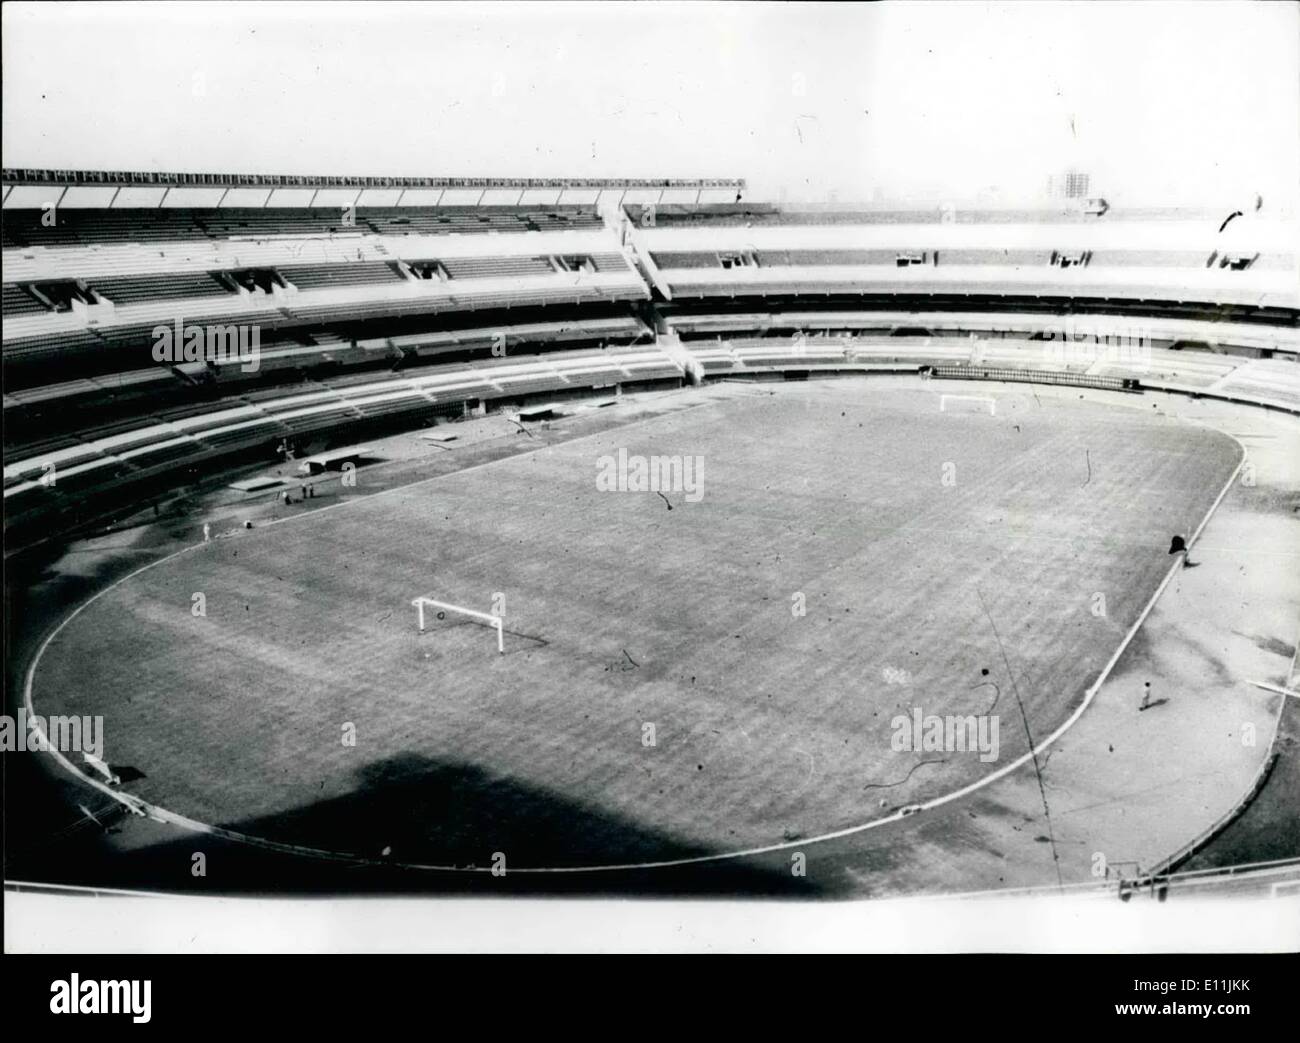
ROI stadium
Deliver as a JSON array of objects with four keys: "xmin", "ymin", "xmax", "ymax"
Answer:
[
  {"xmin": 5, "ymin": 164, "xmax": 1298, "ymax": 903},
  {"xmin": 5, "ymin": 5, "xmax": 1300, "ymax": 960}
]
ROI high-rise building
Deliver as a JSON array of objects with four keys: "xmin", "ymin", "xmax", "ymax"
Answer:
[{"xmin": 1048, "ymin": 170, "xmax": 1091, "ymax": 199}]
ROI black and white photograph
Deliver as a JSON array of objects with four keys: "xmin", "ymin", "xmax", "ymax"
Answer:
[{"xmin": 2, "ymin": 0, "xmax": 1299, "ymax": 973}]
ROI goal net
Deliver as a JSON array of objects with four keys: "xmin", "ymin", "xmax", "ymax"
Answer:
[{"xmin": 411, "ymin": 596, "xmax": 504, "ymax": 653}]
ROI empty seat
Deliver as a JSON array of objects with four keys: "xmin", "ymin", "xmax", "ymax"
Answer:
[
  {"xmin": 441, "ymin": 256, "xmax": 556, "ymax": 280},
  {"xmin": 589, "ymin": 253, "xmax": 630, "ymax": 273},
  {"xmin": 89, "ymin": 271, "xmax": 233, "ymax": 303},
  {"xmin": 3, "ymin": 284, "xmax": 52, "ymax": 316},
  {"xmin": 363, "ymin": 207, "xmax": 603, "ymax": 237},
  {"xmin": 1, "ymin": 208, "xmax": 209, "ymax": 247},
  {"xmin": 279, "ymin": 263, "xmax": 405, "ymax": 290}
]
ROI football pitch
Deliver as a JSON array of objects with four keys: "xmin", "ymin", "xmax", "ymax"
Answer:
[{"xmin": 29, "ymin": 383, "xmax": 1242, "ymax": 871}]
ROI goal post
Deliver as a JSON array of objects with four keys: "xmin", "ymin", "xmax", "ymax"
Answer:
[
  {"xmin": 939, "ymin": 393, "xmax": 996, "ymax": 416},
  {"xmin": 411, "ymin": 596, "xmax": 504, "ymax": 653}
]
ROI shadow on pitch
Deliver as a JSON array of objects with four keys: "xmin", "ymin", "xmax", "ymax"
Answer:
[{"xmin": 7, "ymin": 753, "xmax": 829, "ymax": 898}]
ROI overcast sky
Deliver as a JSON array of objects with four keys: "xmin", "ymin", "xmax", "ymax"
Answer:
[{"xmin": 4, "ymin": 1, "xmax": 1297, "ymax": 209}]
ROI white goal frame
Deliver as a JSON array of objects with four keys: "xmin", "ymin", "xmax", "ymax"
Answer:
[
  {"xmin": 939, "ymin": 394, "xmax": 997, "ymax": 416},
  {"xmin": 411, "ymin": 596, "xmax": 504, "ymax": 653}
]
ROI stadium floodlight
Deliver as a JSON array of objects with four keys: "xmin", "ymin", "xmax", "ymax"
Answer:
[{"xmin": 411, "ymin": 595, "xmax": 504, "ymax": 653}]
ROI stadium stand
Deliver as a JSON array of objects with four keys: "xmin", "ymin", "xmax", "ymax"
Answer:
[
  {"xmin": 3, "ymin": 175, "xmax": 1297, "ymax": 551},
  {"xmin": 279, "ymin": 262, "xmax": 407, "ymax": 290},
  {"xmin": 88, "ymin": 271, "xmax": 235, "ymax": 303},
  {"xmin": 1, "ymin": 205, "xmax": 607, "ymax": 248},
  {"xmin": 623, "ymin": 202, "xmax": 1273, "ymax": 228},
  {"xmin": 2, "ymin": 283, "xmax": 51, "ymax": 316},
  {"xmin": 441, "ymin": 256, "xmax": 557, "ymax": 280},
  {"xmin": 629, "ymin": 203, "xmax": 1299, "ymax": 310}
]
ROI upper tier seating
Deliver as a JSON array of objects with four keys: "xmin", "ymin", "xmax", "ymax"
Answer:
[
  {"xmin": 2, "ymin": 206, "xmax": 606, "ymax": 248},
  {"xmin": 625, "ymin": 203, "xmax": 1231, "ymax": 228},
  {"xmin": 87, "ymin": 271, "xmax": 234, "ymax": 303},
  {"xmin": 279, "ymin": 263, "xmax": 406, "ymax": 290},
  {"xmin": 630, "ymin": 203, "xmax": 1298, "ymax": 311},
  {"xmin": 3, "ymin": 208, "xmax": 220, "ymax": 247},
  {"xmin": 652, "ymin": 248, "xmax": 1294, "ymax": 271},
  {"xmin": 362, "ymin": 207, "xmax": 604, "ymax": 237},
  {"xmin": 441, "ymin": 256, "xmax": 557, "ymax": 279},
  {"xmin": 651, "ymin": 251, "xmax": 731, "ymax": 269}
]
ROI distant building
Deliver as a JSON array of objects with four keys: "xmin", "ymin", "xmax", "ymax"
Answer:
[{"xmin": 1047, "ymin": 170, "xmax": 1091, "ymax": 199}]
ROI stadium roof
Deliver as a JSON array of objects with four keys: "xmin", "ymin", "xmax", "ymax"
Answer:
[
  {"xmin": 0, "ymin": 169, "xmax": 745, "ymax": 190},
  {"xmin": 0, "ymin": 170, "xmax": 747, "ymax": 210}
]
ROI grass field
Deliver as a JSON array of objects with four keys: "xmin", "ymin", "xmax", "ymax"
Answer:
[{"xmin": 30, "ymin": 382, "xmax": 1241, "ymax": 870}]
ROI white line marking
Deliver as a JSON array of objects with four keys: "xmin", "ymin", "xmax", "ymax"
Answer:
[
  {"xmin": 21, "ymin": 392, "xmax": 1258, "ymax": 875},
  {"xmin": 939, "ymin": 393, "xmax": 996, "ymax": 415}
]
